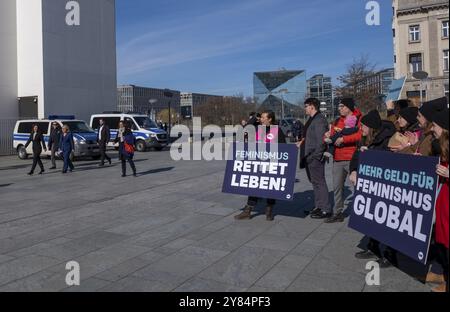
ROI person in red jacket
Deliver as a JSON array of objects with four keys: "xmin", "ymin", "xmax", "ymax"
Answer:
[
  {"xmin": 430, "ymin": 108, "xmax": 449, "ymax": 292},
  {"xmin": 324, "ymin": 98, "xmax": 362, "ymax": 223}
]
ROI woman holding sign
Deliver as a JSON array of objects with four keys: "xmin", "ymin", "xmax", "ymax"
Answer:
[
  {"xmin": 234, "ymin": 110, "xmax": 286, "ymax": 221},
  {"xmin": 429, "ymin": 108, "xmax": 449, "ymax": 292},
  {"xmin": 349, "ymin": 110, "xmax": 398, "ymax": 268}
]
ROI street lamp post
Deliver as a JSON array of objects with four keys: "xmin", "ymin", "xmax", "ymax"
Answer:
[
  {"xmin": 164, "ymin": 90, "xmax": 174, "ymax": 134},
  {"xmin": 149, "ymin": 99, "xmax": 157, "ymax": 120},
  {"xmin": 413, "ymin": 71, "xmax": 429, "ymax": 105},
  {"xmin": 278, "ymin": 89, "xmax": 288, "ymax": 120}
]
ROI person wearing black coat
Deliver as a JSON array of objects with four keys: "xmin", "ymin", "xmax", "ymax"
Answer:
[
  {"xmin": 48, "ymin": 122, "xmax": 62, "ymax": 170},
  {"xmin": 348, "ymin": 110, "xmax": 398, "ymax": 268},
  {"xmin": 25, "ymin": 125, "xmax": 47, "ymax": 175},
  {"xmin": 97, "ymin": 118, "xmax": 112, "ymax": 166}
]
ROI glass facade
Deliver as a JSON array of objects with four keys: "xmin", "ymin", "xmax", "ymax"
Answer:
[
  {"xmin": 307, "ymin": 74, "xmax": 333, "ymax": 118},
  {"xmin": 253, "ymin": 70, "xmax": 307, "ymax": 119}
]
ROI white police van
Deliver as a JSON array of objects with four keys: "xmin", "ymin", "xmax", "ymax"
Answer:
[
  {"xmin": 13, "ymin": 116, "xmax": 101, "ymax": 160},
  {"xmin": 90, "ymin": 113, "xmax": 168, "ymax": 152}
]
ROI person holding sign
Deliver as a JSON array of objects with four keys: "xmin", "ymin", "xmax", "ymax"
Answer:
[
  {"xmin": 234, "ymin": 110, "xmax": 286, "ymax": 221},
  {"xmin": 430, "ymin": 108, "xmax": 449, "ymax": 292},
  {"xmin": 349, "ymin": 110, "xmax": 398, "ymax": 268}
]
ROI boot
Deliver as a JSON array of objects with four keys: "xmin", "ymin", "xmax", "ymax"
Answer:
[
  {"xmin": 265, "ymin": 205, "xmax": 274, "ymax": 221},
  {"xmin": 426, "ymin": 272, "xmax": 445, "ymax": 284},
  {"xmin": 234, "ymin": 205, "xmax": 253, "ymax": 220}
]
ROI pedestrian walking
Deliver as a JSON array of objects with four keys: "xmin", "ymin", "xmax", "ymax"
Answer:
[
  {"xmin": 59, "ymin": 125, "xmax": 75, "ymax": 174},
  {"xmin": 25, "ymin": 124, "xmax": 47, "ymax": 175},
  {"xmin": 97, "ymin": 118, "xmax": 112, "ymax": 166},
  {"xmin": 48, "ymin": 122, "xmax": 62, "ymax": 170},
  {"xmin": 115, "ymin": 121, "xmax": 137, "ymax": 177}
]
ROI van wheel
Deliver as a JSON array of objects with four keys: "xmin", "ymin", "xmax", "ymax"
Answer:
[
  {"xmin": 136, "ymin": 140, "xmax": 146, "ymax": 152},
  {"xmin": 18, "ymin": 146, "xmax": 28, "ymax": 160}
]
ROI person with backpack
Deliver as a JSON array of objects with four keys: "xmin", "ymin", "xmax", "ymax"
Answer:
[{"xmin": 115, "ymin": 121, "xmax": 137, "ymax": 177}]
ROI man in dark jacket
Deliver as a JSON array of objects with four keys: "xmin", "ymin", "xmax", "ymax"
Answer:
[
  {"xmin": 97, "ymin": 119, "xmax": 112, "ymax": 166},
  {"xmin": 298, "ymin": 98, "xmax": 331, "ymax": 219},
  {"xmin": 48, "ymin": 122, "xmax": 62, "ymax": 170},
  {"xmin": 25, "ymin": 124, "xmax": 47, "ymax": 175}
]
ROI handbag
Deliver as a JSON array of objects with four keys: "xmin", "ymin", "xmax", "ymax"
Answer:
[{"xmin": 124, "ymin": 141, "xmax": 135, "ymax": 154}]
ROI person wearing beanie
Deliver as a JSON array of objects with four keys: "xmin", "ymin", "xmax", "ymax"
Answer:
[
  {"xmin": 420, "ymin": 97, "xmax": 448, "ymax": 122},
  {"xmin": 324, "ymin": 98, "xmax": 362, "ymax": 224},
  {"xmin": 385, "ymin": 98, "xmax": 412, "ymax": 129},
  {"xmin": 390, "ymin": 107, "xmax": 421, "ymax": 153},
  {"xmin": 401, "ymin": 97, "xmax": 448, "ymax": 156},
  {"xmin": 340, "ymin": 98, "xmax": 356, "ymax": 112},
  {"xmin": 349, "ymin": 110, "xmax": 397, "ymax": 268},
  {"xmin": 430, "ymin": 107, "xmax": 449, "ymax": 292},
  {"xmin": 361, "ymin": 109, "xmax": 382, "ymax": 130}
]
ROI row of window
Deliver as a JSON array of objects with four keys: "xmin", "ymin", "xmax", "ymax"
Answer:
[
  {"xmin": 406, "ymin": 50, "xmax": 449, "ymax": 73},
  {"xmin": 405, "ymin": 21, "xmax": 449, "ymax": 42}
]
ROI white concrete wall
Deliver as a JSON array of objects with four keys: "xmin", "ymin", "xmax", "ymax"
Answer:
[
  {"xmin": 16, "ymin": 0, "xmax": 45, "ymax": 118},
  {"xmin": 41, "ymin": 0, "xmax": 117, "ymax": 122},
  {"xmin": 0, "ymin": 0, "xmax": 18, "ymax": 119}
]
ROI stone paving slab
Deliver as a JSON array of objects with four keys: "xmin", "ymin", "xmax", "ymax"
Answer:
[{"xmin": 0, "ymin": 150, "xmax": 432, "ymax": 292}]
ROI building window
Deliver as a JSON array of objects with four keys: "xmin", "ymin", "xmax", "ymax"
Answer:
[
  {"xmin": 443, "ymin": 21, "xmax": 449, "ymax": 38},
  {"xmin": 394, "ymin": 55, "xmax": 397, "ymax": 63},
  {"xmin": 409, "ymin": 25, "xmax": 420, "ymax": 42},
  {"xmin": 392, "ymin": 29, "xmax": 396, "ymax": 37},
  {"xmin": 409, "ymin": 53, "xmax": 422, "ymax": 73},
  {"xmin": 444, "ymin": 50, "xmax": 449, "ymax": 72}
]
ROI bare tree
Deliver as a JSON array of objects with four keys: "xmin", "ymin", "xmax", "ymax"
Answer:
[{"xmin": 335, "ymin": 55, "xmax": 382, "ymax": 113}]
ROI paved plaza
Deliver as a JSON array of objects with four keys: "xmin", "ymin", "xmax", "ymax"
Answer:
[{"xmin": 0, "ymin": 147, "xmax": 432, "ymax": 292}]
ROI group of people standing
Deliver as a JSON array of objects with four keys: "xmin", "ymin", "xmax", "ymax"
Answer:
[
  {"xmin": 25, "ymin": 119, "xmax": 138, "ymax": 177},
  {"xmin": 233, "ymin": 96, "xmax": 449, "ymax": 292}
]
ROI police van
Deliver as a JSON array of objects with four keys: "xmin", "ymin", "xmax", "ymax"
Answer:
[
  {"xmin": 13, "ymin": 116, "xmax": 101, "ymax": 160},
  {"xmin": 90, "ymin": 113, "xmax": 168, "ymax": 152}
]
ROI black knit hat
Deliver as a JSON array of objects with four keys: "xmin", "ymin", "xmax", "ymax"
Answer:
[
  {"xmin": 399, "ymin": 107, "xmax": 419, "ymax": 126},
  {"xmin": 419, "ymin": 97, "xmax": 448, "ymax": 122},
  {"xmin": 340, "ymin": 98, "xmax": 355, "ymax": 112},
  {"xmin": 361, "ymin": 110, "xmax": 382, "ymax": 130},
  {"xmin": 431, "ymin": 108, "xmax": 449, "ymax": 131},
  {"xmin": 395, "ymin": 99, "xmax": 410, "ymax": 110}
]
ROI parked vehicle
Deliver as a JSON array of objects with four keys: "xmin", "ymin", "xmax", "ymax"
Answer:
[
  {"xmin": 13, "ymin": 117, "xmax": 100, "ymax": 160},
  {"xmin": 90, "ymin": 113, "xmax": 168, "ymax": 152}
]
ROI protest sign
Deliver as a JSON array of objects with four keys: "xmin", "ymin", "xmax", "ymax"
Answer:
[
  {"xmin": 222, "ymin": 143, "xmax": 298, "ymax": 201},
  {"xmin": 349, "ymin": 150, "xmax": 440, "ymax": 264},
  {"xmin": 386, "ymin": 77, "xmax": 406, "ymax": 101}
]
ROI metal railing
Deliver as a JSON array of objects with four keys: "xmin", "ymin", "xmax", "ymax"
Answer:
[{"xmin": 0, "ymin": 119, "xmax": 18, "ymax": 156}]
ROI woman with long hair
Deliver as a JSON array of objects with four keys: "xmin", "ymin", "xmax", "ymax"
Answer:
[
  {"xmin": 429, "ymin": 108, "xmax": 449, "ymax": 292},
  {"xmin": 116, "ymin": 121, "xmax": 137, "ymax": 177},
  {"xmin": 349, "ymin": 110, "xmax": 398, "ymax": 268},
  {"xmin": 25, "ymin": 124, "xmax": 47, "ymax": 175}
]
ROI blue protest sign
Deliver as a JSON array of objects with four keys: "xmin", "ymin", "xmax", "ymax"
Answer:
[
  {"xmin": 348, "ymin": 150, "xmax": 439, "ymax": 264},
  {"xmin": 386, "ymin": 77, "xmax": 406, "ymax": 101},
  {"xmin": 222, "ymin": 143, "xmax": 299, "ymax": 201}
]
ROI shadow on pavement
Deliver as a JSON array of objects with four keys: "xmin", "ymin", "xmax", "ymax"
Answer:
[{"xmin": 138, "ymin": 167, "xmax": 175, "ymax": 176}]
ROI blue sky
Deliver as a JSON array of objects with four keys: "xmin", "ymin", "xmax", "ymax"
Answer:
[{"xmin": 116, "ymin": 0, "xmax": 394, "ymax": 96}]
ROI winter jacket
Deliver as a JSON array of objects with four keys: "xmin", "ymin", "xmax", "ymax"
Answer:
[
  {"xmin": 349, "ymin": 120, "xmax": 396, "ymax": 173},
  {"xmin": 330, "ymin": 109, "xmax": 363, "ymax": 162}
]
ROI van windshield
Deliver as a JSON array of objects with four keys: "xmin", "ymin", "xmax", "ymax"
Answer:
[
  {"xmin": 63, "ymin": 121, "xmax": 95, "ymax": 133},
  {"xmin": 134, "ymin": 117, "xmax": 158, "ymax": 130}
]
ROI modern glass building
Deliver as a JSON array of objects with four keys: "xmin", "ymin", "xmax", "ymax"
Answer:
[{"xmin": 253, "ymin": 70, "xmax": 307, "ymax": 119}]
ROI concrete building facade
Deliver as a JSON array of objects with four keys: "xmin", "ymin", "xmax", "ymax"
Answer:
[
  {"xmin": 0, "ymin": 0, "xmax": 117, "ymax": 121},
  {"xmin": 180, "ymin": 92, "xmax": 223, "ymax": 119},
  {"xmin": 393, "ymin": 0, "xmax": 449, "ymax": 104},
  {"xmin": 307, "ymin": 74, "xmax": 333, "ymax": 119},
  {"xmin": 117, "ymin": 85, "xmax": 181, "ymax": 120}
]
